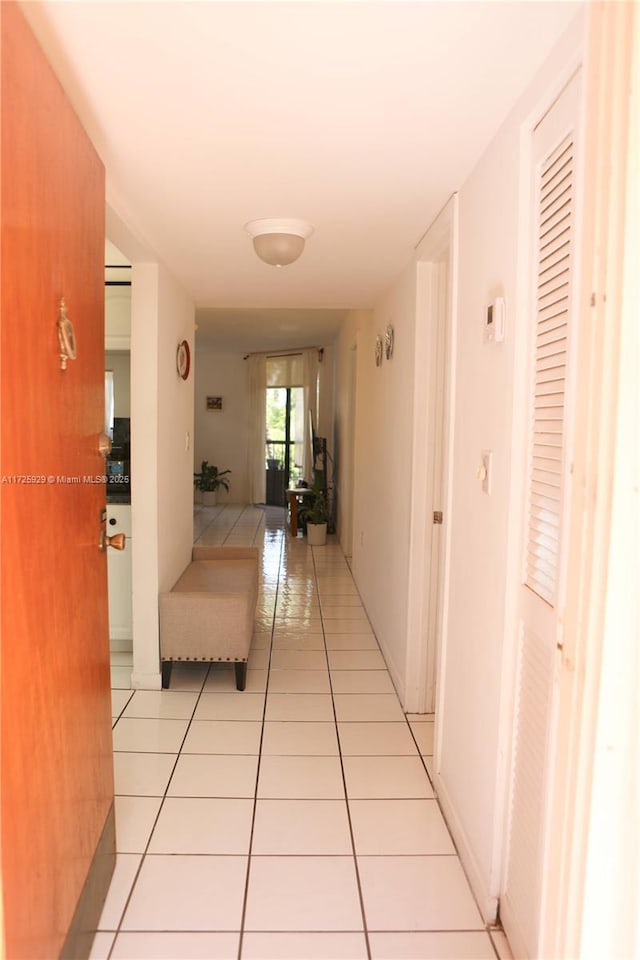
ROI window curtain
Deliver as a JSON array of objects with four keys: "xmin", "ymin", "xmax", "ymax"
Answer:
[
  {"xmin": 247, "ymin": 354, "xmax": 266, "ymax": 503},
  {"xmin": 266, "ymin": 353, "xmax": 303, "ymax": 388},
  {"xmin": 248, "ymin": 349, "xmax": 319, "ymax": 500}
]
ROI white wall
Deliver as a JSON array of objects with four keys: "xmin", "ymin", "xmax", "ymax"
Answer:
[
  {"xmin": 334, "ymin": 311, "xmax": 368, "ymax": 554},
  {"xmin": 193, "ymin": 345, "xmax": 337, "ymax": 506},
  {"xmin": 130, "ymin": 261, "xmax": 194, "ymax": 688},
  {"xmin": 351, "ymin": 265, "xmax": 418, "ymax": 698},
  {"xmin": 105, "ymin": 351, "xmax": 130, "ymax": 417},
  {"xmin": 344, "ymin": 11, "xmax": 586, "ymax": 924},
  {"xmin": 317, "ymin": 344, "xmax": 335, "ymax": 443},
  {"xmin": 436, "ymin": 15, "xmax": 585, "ymax": 920},
  {"xmin": 156, "ymin": 267, "xmax": 196, "ymax": 593},
  {"xmin": 105, "ymin": 285, "xmax": 131, "ymax": 350},
  {"xmin": 436, "ymin": 112, "xmax": 520, "ymax": 918},
  {"xmin": 194, "ymin": 349, "xmax": 249, "ymax": 504}
]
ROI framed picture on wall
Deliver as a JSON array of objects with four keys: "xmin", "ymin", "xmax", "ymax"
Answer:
[{"xmin": 206, "ymin": 396, "xmax": 223, "ymax": 411}]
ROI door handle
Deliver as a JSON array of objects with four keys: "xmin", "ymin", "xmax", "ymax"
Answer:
[
  {"xmin": 98, "ymin": 433, "xmax": 112, "ymax": 458},
  {"xmin": 100, "ymin": 531, "xmax": 126, "ymax": 552}
]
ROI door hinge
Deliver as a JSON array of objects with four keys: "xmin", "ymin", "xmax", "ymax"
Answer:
[{"xmin": 433, "ymin": 510, "xmax": 443, "ymax": 525}]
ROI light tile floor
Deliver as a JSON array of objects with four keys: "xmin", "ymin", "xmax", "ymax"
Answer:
[{"xmin": 98, "ymin": 505, "xmax": 511, "ymax": 960}]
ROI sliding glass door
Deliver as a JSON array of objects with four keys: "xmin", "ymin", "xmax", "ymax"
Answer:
[{"xmin": 265, "ymin": 386, "xmax": 304, "ymax": 505}]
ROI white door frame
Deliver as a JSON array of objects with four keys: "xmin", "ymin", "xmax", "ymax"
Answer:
[
  {"xmin": 106, "ymin": 203, "xmax": 163, "ymax": 689},
  {"xmin": 343, "ymin": 342, "xmax": 358, "ymax": 559},
  {"xmin": 539, "ymin": 4, "xmax": 640, "ymax": 956},
  {"xmin": 404, "ymin": 194, "xmax": 458, "ymax": 715}
]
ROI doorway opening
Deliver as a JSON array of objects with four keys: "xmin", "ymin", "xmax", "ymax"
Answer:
[
  {"xmin": 265, "ymin": 386, "xmax": 304, "ymax": 506},
  {"xmin": 404, "ymin": 195, "xmax": 457, "ymax": 722},
  {"xmin": 105, "ymin": 244, "xmax": 133, "ymax": 663}
]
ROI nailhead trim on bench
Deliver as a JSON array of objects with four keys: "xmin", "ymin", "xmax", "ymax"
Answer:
[{"xmin": 160, "ymin": 656, "xmax": 248, "ymax": 662}]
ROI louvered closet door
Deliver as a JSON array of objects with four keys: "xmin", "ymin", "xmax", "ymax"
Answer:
[{"xmin": 501, "ymin": 69, "xmax": 581, "ymax": 960}]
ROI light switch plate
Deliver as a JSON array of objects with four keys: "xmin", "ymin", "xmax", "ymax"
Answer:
[{"xmin": 484, "ymin": 297, "xmax": 505, "ymax": 343}]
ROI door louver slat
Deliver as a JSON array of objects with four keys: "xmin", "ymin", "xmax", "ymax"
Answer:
[
  {"xmin": 532, "ymin": 459, "xmax": 562, "ymax": 476},
  {"xmin": 540, "ymin": 210, "xmax": 571, "ymax": 247},
  {"xmin": 535, "ymin": 370, "xmax": 566, "ymax": 388},
  {"xmin": 538, "ymin": 302, "xmax": 569, "ymax": 327},
  {"xmin": 528, "ymin": 521, "xmax": 560, "ymax": 545},
  {"xmin": 537, "ymin": 326, "xmax": 567, "ymax": 348},
  {"xmin": 524, "ymin": 134, "xmax": 573, "ymax": 605},
  {"xmin": 539, "ymin": 233, "xmax": 571, "ymax": 268},
  {"xmin": 540, "ymin": 239, "xmax": 571, "ymax": 267},
  {"xmin": 540, "ymin": 187, "xmax": 571, "ymax": 225}
]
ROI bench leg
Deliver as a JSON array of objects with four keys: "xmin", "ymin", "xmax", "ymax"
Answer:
[
  {"xmin": 235, "ymin": 662, "xmax": 247, "ymax": 691},
  {"xmin": 161, "ymin": 661, "xmax": 173, "ymax": 689}
]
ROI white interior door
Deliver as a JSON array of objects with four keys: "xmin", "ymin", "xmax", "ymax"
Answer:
[
  {"xmin": 501, "ymin": 69, "xmax": 582, "ymax": 959},
  {"xmin": 405, "ymin": 195, "xmax": 456, "ymax": 715},
  {"xmin": 424, "ymin": 257, "xmax": 448, "ymax": 713}
]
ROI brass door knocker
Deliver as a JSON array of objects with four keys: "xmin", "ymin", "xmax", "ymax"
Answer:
[{"xmin": 58, "ymin": 297, "xmax": 77, "ymax": 370}]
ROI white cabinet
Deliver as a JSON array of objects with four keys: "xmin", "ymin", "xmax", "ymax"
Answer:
[{"xmin": 106, "ymin": 504, "xmax": 132, "ymax": 643}]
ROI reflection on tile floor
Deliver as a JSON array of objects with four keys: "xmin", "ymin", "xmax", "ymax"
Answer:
[{"xmin": 100, "ymin": 505, "xmax": 508, "ymax": 960}]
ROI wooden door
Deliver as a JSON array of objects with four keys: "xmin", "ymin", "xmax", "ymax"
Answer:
[{"xmin": 1, "ymin": 5, "xmax": 114, "ymax": 958}]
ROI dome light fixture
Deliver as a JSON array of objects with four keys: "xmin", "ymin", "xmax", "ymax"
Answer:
[{"xmin": 244, "ymin": 218, "xmax": 314, "ymax": 267}]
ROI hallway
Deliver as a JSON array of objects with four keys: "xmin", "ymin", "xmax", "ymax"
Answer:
[{"xmin": 99, "ymin": 506, "xmax": 511, "ymax": 960}]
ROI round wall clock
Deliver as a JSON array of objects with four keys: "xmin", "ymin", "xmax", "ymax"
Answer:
[
  {"xmin": 177, "ymin": 339, "xmax": 191, "ymax": 380},
  {"xmin": 375, "ymin": 335, "xmax": 383, "ymax": 367}
]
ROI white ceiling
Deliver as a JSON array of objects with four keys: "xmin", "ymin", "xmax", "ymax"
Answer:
[{"xmin": 22, "ymin": 0, "xmax": 581, "ymax": 351}]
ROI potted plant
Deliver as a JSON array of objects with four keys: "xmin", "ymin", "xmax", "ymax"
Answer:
[
  {"xmin": 194, "ymin": 461, "xmax": 231, "ymax": 506},
  {"xmin": 266, "ymin": 443, "xmax": 280, "ymax": 471},
  {"xmin": 302, "ymin": 491, "xmax": 330, "ymax": 546}
]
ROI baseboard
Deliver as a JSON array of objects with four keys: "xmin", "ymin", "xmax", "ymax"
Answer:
[
  {"xmin": 60, "ymin": 803, "xmax": 116, "ymax": 960},
  {"xmin": 109, "ymin": 637, "xmax": 133, "ymax": 653},
  {"xmin": 131, "ymin": 669, "xmax": 162, "ymax": 690},
  {"xmin": 435, "ymin": 770, "xmax": 499, "ymax": 923},
  {"xmin": 377, "ymin": 635, "xmax": 405, "ymax": 706}
]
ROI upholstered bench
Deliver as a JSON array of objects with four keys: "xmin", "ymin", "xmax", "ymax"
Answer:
[{"xmin": 159, "ymin": 545, "xmax": 259, "ymax": 690}]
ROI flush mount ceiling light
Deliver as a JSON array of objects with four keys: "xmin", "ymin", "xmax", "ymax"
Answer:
[{"xmin": 244, "ymin": 218, "xmax": 314, "ymax": 267}]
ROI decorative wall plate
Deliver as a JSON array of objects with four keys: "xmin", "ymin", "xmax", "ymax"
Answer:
[
  {"xmin": 375, "ymin": 335, "xmax": 383, "ymax": 367},
  {"xmin": 177, "ymin": 339, "xmax": 191, "ymax": 380},
  {"xmin": 385, "ymin": 323, "xmax": 395, "ymax": 360}
]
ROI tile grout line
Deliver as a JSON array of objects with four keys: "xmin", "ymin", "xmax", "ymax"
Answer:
[
  {"xmin": 106, "ymin": 507, "xmax": 271, "ymax": 954},
  {"xmin": 236, "ymin": 514, "xmax": 284, "ymax": 960},
  {"xmin": 312, "ymin": 543, "xmax": 373, "ymax": 960},
  {"xmin": 106, "ymin": 662, "xmax": 213, "ymax": 959},
  {"xmin": 106, "ymin": 512, "xmax": 495, "ymax": 956},
  {"xmin": 401, "ymin": 694, "xmax": 496, "ymax": 943},
  {"xmin": 405, "ymin": 715, "xmax": 437, "ymax": 789}
]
